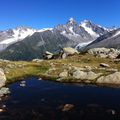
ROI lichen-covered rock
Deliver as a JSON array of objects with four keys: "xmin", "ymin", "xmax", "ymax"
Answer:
[
  {"xmin": 87, "ymin": 48, "xmax": 120, "ymax": 59},
  {"xmin": 32, "ymin": 59, "xmax": 43, "ymax": 62},
  {"xmin": 0, "ymin": 59, "xmax": 10, "ymax": 63},
  {"xmin": 100, "ymin": 63, "xmax": 110, "ymax": 68},
  {"xmin": 72, "ymin": 70, "xmax": 101, "ymax": 80},
  {"xmin": 59, "ymin": 71, "xmax": 68, "ymax": 78},
  {"xmin": 96, "ymin": 72, "xmax": 120, "ymax": 84},
  {"xmin": 6, "ymin": 64, "xmax": 16, "ymax": 69},
  {"xmin": 61, "ymin": 53, "xmax": 67, "ymax": 59},
  {"xmin": 106, "ymin": 68, "xmax": 118, "ymax": 72},
  {"xmin": 84, "ymin": 66, "xmax": 92, "ymax": 71},
  {"xmin": 43, "ymin": 51, "xmax": 54, "ymax": 59},
  {"xmin": 0, "ymin": 68, "xmax": 6, "ymax": 88},
  {"xmin": 63, "ymin": 47, "xmax": 79, "ymax": 55},
  {"xmin": 113, "ymin": 59, "xmax": 120, "ymax": 63},
  {"xmin": 0, "ymin": 87, "xmax": 10, "ymax": 97}
]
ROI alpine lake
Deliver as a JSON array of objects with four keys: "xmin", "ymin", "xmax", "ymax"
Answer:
[{"xmin": 0, "ymin": 78, "xmax": 120, "ymax": 120}]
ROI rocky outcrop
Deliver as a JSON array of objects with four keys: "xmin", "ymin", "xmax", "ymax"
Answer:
[
  {"xmin": 72, "ymin": 70, "xmax": 101, "ymax": 81},
  {"xmin": 0, "ymin": 68, "xmax": 8, "ymax": 97},
  {"xmin": 0, "ymin": 59, "xmax": 10, "ymax": 63},
  {"xmin": 32, "ymin": 59, "xmax": 43, "ymax": 62},
  {"xmin": 87, "ymin": 48, "xmax": 120, "ymax": 59},
  {"xmin": 43, "ymin": 51, "xmax": 54, "ymax": 60},
  {"xmin": 96, "ymin": 72, "xmax": 120, "ymax": 84},
  {"xmin": 0, "ymin": 68, "xmax": 6, "ymax": 88},
  {"xmin": 59, "ymin": 71, "xmax": 68, "ymax": 78},
  {"xmin": 43, "ymin": 47, "xmax": 79, "ymax": 60},
  {"xmin": 113, "ymin": 59, "xmax": 120, "ymax": 63},
  {"xmin": 100, "ymin": 63, "xmax": 110, "ymax": 68},
  {"xmin": 62, "ymin": 47, "xmax": 79, "ymax": 55},
  {"xmin": 58, "ymin": 47, "xmax": 79, "ymax": 59},
  {"xmin": 0, "ymin": 87, "xmax": 10, "ymax": 97}
]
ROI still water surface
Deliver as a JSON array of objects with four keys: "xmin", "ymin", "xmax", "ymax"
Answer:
[{"xmin": 0, "ymin": 78, "xmax": 120, "ymax": 120}]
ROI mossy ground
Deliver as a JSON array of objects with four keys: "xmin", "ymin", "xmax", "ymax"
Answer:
[{"xmin": 0, "ymin": 53, "xmax": 120, "ymax": 84}]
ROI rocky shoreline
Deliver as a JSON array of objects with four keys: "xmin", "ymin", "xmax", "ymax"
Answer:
[
  {"xmin": 0, "ymin": 47, "xmax": 120, "ymax": 93},
  {"xmin": 0, "ymin": 68, "xmax": 10, "ymax": 98}
]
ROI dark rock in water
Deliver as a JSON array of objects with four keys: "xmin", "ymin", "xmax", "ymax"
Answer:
[
  {"xmin": 19, "ymin": 81, "xmax": 26, "ymax": 87},
  {"xmin": 21, "ymin": 81, "xmax": 26, "ymax": 84},
  {"xmin": 61, "ymin": 104, "xmax": 74, "ymax": 112},
  {"xmin": 0, "ymin": 108, "xmax": 4, "ymax": 113},
  {"xmin": 106, "ymin": 109, "xmax": 116, "ymax": 115},
  {"xmin": 20, "ymin": 83, "xmax": 26, "ymax": 87}
]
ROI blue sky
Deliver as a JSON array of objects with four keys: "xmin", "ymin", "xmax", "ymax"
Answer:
[{"xmin": 0, "ymin": 0, "xmax": 120, "ymax": 30}]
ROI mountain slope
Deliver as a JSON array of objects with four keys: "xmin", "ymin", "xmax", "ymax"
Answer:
[
  {"xmin": 85, "ymin": 28, "xmax": 120, "ymax": 50},
  {"xmin": 75, "ymin": 20, "xmax": 109, "ymax": 50},
  {"xmin": 80, "ymin": 20, "xmax": 108, "ymax": 38},
  {"xmin": 0, "ymin": 27, "xmax": 37, "ymax": 51},
  {"xmin": 0, "ymin": 27, "xmax": 53, "ymax": 51},
  {"xmin": 0, "ymin": 30, "xmax": 74, "ymax": 60}
]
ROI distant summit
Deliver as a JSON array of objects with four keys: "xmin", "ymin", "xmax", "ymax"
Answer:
[{"xmin": 80, "ymin": 20, "xmax": 108, "ymax": 38}]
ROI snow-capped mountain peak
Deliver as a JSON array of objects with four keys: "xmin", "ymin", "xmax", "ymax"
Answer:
[
  {"xmin": 80, "ymin": 20, "xmax": 99, "ymax": 38},
  {"xmin": 66, "ymin": 18, "xmax": 77, "ymax": 26},
  {"xmin": 80, "ymin": 20, "xmax": 108, "ymax": 38},
  {"xmin": 0, "ymin": 27, "xmax": 53, "ymax": 51},
  {"xmin": 13, "ymin": 27, "xmax": 36, "ymax": 39},
  {"xmin": 68, "ymin": 17, "xmax": 75, "ymax": 24},
  {"xmin": 37, "ymin": 28, "xmax": 53, "ymax": 32},
  {"xmin": 81, "ymin": 20, "xmax": 91, "ymax": 24},
  {"xmin": 0, "ymin": 27, "xmax": 36, "ymax": 45}
]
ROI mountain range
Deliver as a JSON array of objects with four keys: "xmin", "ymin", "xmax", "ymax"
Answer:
[{"xmin": 0, "ymin": 18, "xmax": 119, "ymax": 60}]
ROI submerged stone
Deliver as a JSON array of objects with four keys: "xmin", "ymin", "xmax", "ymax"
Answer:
[{"xmin": 0, "ymin": 87, "xmax": 10, "ymax": 97}]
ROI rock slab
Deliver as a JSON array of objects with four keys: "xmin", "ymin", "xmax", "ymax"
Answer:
[{"xmin": 0, "ymin": 68, "xmax": 6, "ymax": 88}]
